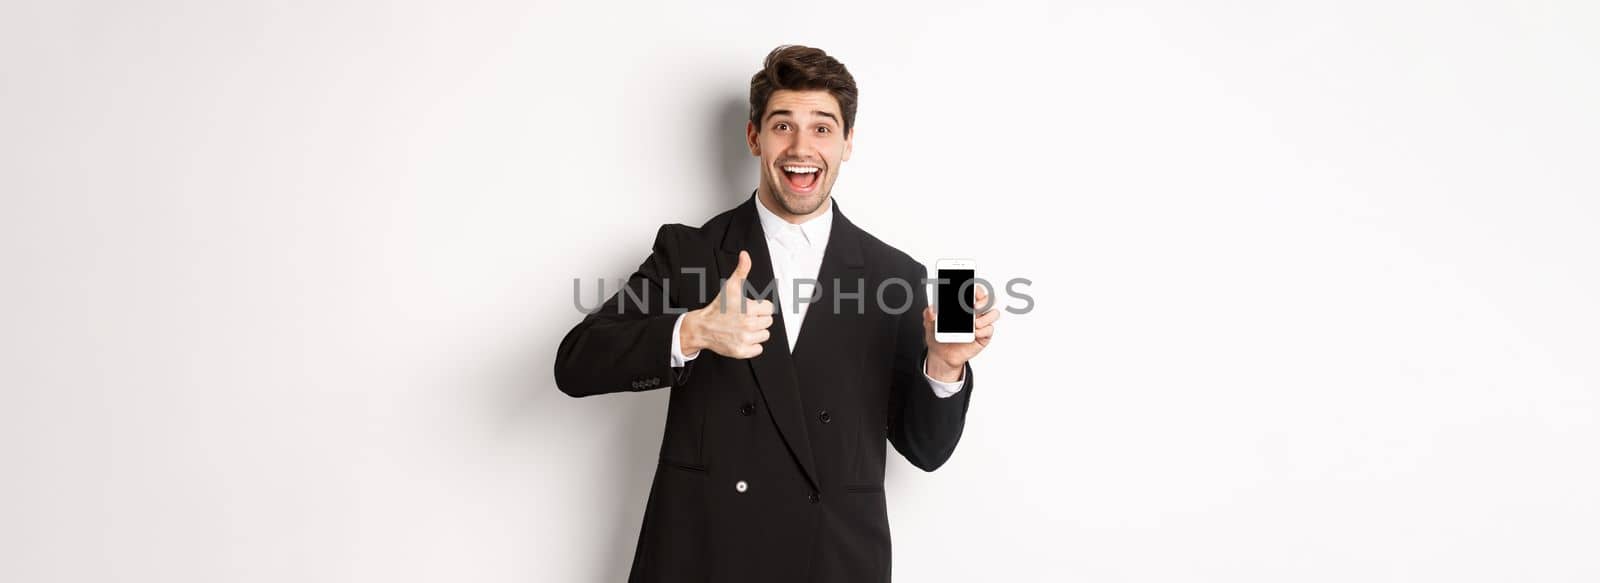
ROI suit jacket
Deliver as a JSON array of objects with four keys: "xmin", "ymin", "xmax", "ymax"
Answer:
[{"xmin": 554, "ymin": 192, "xmax": 975, "ymax": 583}]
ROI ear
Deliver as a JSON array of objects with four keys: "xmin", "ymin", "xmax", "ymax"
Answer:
[
  {"xmin": 842, "ymin": 126, "xmax": 854, "ymax": 162},
  {"xmin": 746, "ymin": 120, "xmax": 760, "ymax": 156}
]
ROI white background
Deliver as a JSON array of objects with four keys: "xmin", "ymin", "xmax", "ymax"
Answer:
[{"xmin": 3, "ymin": 1, "xmax": 1597, "ymax": 581}]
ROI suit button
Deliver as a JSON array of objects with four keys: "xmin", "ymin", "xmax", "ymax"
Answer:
[
  {"xmin": 739, "ymin": 402, "xmax": 756, "ymax": 416},
  {"xmin": 808, "ymin": 491, "xmax": 821, "ymax": 504},
  {"xmin": 817, "ymin": 409, "xmax": 831, "ymax": 424},
  {"xmin": 735, "ymin": 480, "xmax": 749, "ymax": 493}
]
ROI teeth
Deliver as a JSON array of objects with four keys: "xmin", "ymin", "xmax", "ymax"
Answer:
[{"xmin": 782, "ymin": 166, "xmax": 819, "ymax": 174}]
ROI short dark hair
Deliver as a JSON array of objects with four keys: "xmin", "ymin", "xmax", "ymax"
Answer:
[{"xmin": 749, "ymin": 45, "xmax": 858, "ymax": 136}]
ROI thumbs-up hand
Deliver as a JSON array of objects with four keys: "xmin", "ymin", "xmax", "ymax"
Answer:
[{"xmin": 680, "ymin": 250, "xmax": 775, "ymax": 359}]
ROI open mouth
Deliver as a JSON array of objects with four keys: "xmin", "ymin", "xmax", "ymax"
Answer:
[{"xmin": 780, "ymin": 165, "xmax": 821, "ymax": 193}]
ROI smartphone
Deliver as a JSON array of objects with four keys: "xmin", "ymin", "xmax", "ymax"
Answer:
[{"xmin": 934, "ymin": 258, "xmax": 976, "ymax": 344}]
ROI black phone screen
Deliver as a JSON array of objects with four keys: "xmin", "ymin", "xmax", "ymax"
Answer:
[{"xmin": 936, "ymin": 269, "xmax": 975, "ymax": 333}]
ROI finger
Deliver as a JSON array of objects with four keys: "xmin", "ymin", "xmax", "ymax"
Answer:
[
  {"xmin": 727, "ymin": 250, "xmax": 752, "ymax": 293},
  {"xmin": 722, "ymin": 294, "xmax": 756, "ymax": 315},
  {"xmin": 975, "ymin": 282, "xmax": 989, "ymax": 306},
  {"xmin": 731, "ymin": 295, "xmax": 769, "ymax": 315},
  {"xmin": 976, "ymin": 308, "xmax": 1001, "ymax": 327},
  {"xmin": 748, "ymin": 314, "xmax": 773, "ymax": 330},
  {"xmin": 979, "ymin": 285, "xmax": 1002, "ymax": 314},
  {"xmin": 923, "ymin": 305, "xmax": 935, "ymax": 323},
  {"xmin": 975, "ymin": 324, "xmax": 995, "ymax": 339},
  {"xmin": 751, "ymin": 329, "xmax": 771, "ymax": 344},
  {"xmin": 749, "ymin": 299, "xmax": 775, "ymax": 316}
]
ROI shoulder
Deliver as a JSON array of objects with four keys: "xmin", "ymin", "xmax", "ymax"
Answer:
[
  {"xmin": 851, "ymin": 217, "xmax": 927, "ymax": 280},
  {"xmin": 644, "ymin": 205, "xmax": 741, "ymax": 267},
  {"xmin": 649, "ymin": 207, "xmax": 729, "ymax": 248}
]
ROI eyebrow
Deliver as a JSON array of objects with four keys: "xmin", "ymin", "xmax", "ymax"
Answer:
[{"xmin": 765, "ymin": 109, "xmax": 840, "ymax": 125}]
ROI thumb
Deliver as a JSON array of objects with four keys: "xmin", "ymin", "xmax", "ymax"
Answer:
[{"xmin": 728, "ymin": 250, "xmax": 752, "ymax": 290}]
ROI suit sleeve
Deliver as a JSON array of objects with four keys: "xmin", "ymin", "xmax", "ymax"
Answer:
[
  {"xmin": 554, "ymin": 224, "xmax": 696, "ymax": 397},
  {"xmin": 887, "ymin": 259, "xmax": 975, "ymax": 471}
]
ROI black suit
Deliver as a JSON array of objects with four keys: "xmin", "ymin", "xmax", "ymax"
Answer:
[{"xmin": 555, "ymin": 192, "xmax": 975, "ymax": 582}]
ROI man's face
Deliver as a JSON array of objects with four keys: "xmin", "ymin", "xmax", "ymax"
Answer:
[{"xmin": 747, "ymin": 89, "xmax": 853, "ymax": 221}]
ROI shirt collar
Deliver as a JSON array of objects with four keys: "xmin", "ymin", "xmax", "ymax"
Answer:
[{"xmin": 754, "ymin": 193, "xmax": 834, "ymax": 250}]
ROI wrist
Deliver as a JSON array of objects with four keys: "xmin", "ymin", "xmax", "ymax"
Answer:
[
  {"xmin": 680, "ymin": 309, "xmax": 705, "ymax": 354},
  {"xmin": 925, "ymin": 356, "xmax": 963, "ymax": 383}
]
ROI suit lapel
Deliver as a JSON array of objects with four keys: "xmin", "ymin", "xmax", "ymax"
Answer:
[
  {"xmin": 719, "ymin": 192, "xmax": 819, "ymax": 492},
  {"xmin": 790, "ymin": 199, "xmax": 866, "ymax": 362}
]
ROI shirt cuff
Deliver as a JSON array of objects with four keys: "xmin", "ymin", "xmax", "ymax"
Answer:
[
  {"xmin": 923, "ymin": 356, "xmax": 964, "ymax": 398},
  {"xmin": 670, "ymin": 312, "xmax": 702, "ymax": 367}
]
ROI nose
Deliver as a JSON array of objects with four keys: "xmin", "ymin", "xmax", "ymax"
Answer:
[{"xmin": 784, "ymin": 131, "xmax": 819, "ymax": 160}]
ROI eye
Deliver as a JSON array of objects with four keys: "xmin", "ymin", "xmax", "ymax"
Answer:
[
  {"xmin": 774, "ymin": 122, "xmax": 790, "ymax": 132},
  {"xmin": 817, "ymin": 126, "xmax": 830, "ymax": 134}
]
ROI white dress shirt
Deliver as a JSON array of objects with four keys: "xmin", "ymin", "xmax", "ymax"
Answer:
[{"xmin": 670, "ymin": 196, "xmax": 964, "ymax": 398}]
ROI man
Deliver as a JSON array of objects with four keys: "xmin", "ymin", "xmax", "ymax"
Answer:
[{"xmin": 554, "ymin": 45, "xmax": 998, "ymax": 583}]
